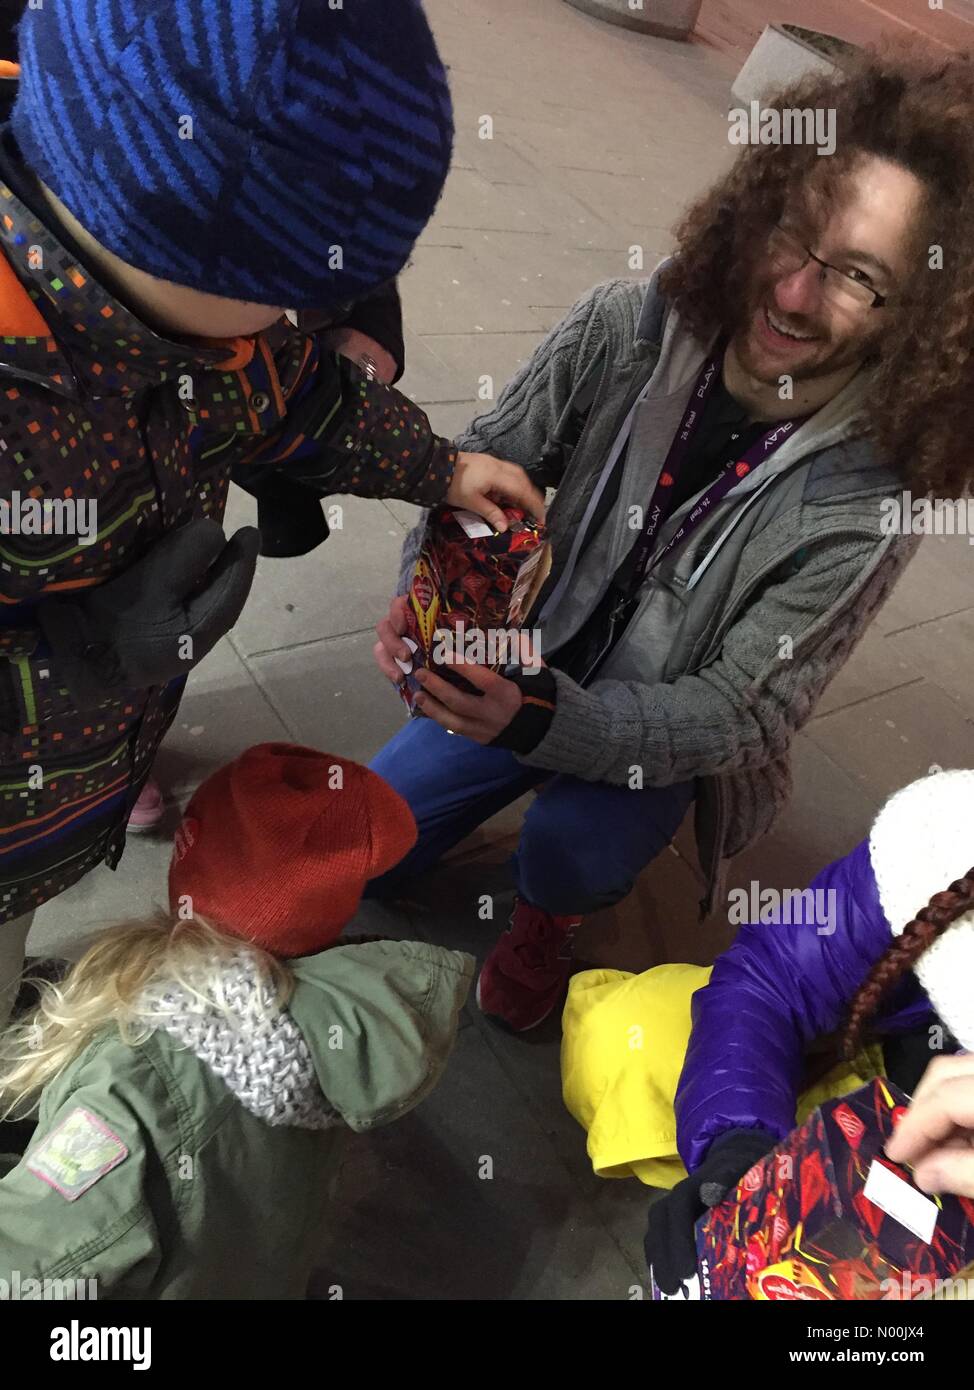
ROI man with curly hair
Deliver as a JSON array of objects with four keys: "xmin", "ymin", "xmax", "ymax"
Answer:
[{"xmin": 372, "ymin": 49, "xmax": 974, "ymax": 1032}]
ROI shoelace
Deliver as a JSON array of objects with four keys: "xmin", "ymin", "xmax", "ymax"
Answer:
[{"xmin": 510, "ymin": 911, "xmax": 571, "ymax": 971}]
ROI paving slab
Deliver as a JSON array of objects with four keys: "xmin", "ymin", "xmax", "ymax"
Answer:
[
  {"xmin": 308, "ymin": 1025, "xmax": 642, "ymax": 1301},
  {"xmin": 803, "ymin": 682, "xmax": 974, "ymax": 805},
  {"xmin": 449, "ymin": 129, "xmax": 543, "ymax": 188},
  {"xmin": 417, "ymin": 400, "xmax": 483, "ymax": 443},
  {"xmin": 809, "ymin": 623, "xmax": 925, "ymax": 719},
  {"xmin": 400, "ymin": 243, "xmax": 547, "ymax": 335},
  {"xmin": 380, "ymin": 498, "xmax": 425, "ymax": 535},
  {"xmin": 715, "ymin": 732, "xmax": 879, "ymax": 906},
  {"xmin": 28, "ymin": 833, "xmax": 172, "ymax": 963},
  {"xmin": 871, "ymin": 534, "xmax": 974, "ymax": 635},
  {"xmin": 418, "ymin": 331, "xmax": 537, "ymax": 411},
  {"xmin": 247, "ymin": 631, "xmax": 410, "ymax": 766},
  {"xmin": 434, "ymin": 166, "xmax": 558, "ymax": 237},
  {"xmin": 889, "ymin": 607, "xmax": 974, "ymax": 720},
  {"xmin": 396, "ymin": 328, "xmax": 471, "ymax": 405},
  {"xmin": 526, "ymin": 304, "xmax": 576, "ymax": 333},
  {"xmin": 222, "ymin": 488, "xmax": 407, "ymax": 657},
  {"xmin": 466, "ymin": 228, "xmax": 644, "ymax": 303}
]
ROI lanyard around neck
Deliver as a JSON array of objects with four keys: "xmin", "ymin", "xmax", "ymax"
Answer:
[{"xmin": 623, "ymin": 347, "xmax": 808, "ymax": 597}]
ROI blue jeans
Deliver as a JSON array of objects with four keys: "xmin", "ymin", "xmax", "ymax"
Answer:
[{"xmin": 367, "ymin": 718, "xmax": 694, "ymax": 916}]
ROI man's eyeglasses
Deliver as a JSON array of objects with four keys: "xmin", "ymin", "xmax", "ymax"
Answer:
[{"xmin": 768, "ymin": 225, "xmax": 888, "ymax": 310}]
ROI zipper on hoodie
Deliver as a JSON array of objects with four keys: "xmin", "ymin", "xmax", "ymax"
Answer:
[{"xmin": 542, "ymin": 351, "xmax": 662, "ymax": 643}]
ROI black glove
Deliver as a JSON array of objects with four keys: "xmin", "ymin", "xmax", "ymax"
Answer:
[
  {"xmin": 38, "ymin": 519, "xmax": 260, "ymax": 704},
  {"xmin": 644, "ymin": 1128, "xmax": 776, "ymax": 1296}
]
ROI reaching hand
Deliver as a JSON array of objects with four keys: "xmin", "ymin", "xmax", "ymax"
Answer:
[
  {"xmin": 886, "ymin": 1053, "xmax": 974, "ymax": 1197},
  {"xmin": 445, "ymin": 452, "xmax": 546, "ymax": 532}
]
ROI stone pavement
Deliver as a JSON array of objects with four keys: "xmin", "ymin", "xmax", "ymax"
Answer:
[{"xmin": 29, "ymin": 0, "xmax": 974, "ymax": 1298}]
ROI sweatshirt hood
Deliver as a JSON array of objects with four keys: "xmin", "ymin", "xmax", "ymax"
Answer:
[
  {"xmin": 138, "ymin": 939, "xmax": 473, "ymax": 1132},
  {"xmin": 288, "ymin": 939, "xmax": 474, "ymax": 1131}
]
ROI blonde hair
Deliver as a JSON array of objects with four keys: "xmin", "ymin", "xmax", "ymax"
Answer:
[{"xmin": 0, "ymin": 912, "xmax": 295, "ymax": 1119}]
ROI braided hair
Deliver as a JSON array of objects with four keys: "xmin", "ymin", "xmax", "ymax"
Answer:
[{"xmin": 842, "ymin": 868, "xmax": 974, "ymax": 1060}]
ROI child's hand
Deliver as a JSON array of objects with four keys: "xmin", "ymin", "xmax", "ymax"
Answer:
[
  {"xmin": 645, "ymin": 1128, "xmax": 775, "ymax": 1296},
  {"xmin": 321, "ymin": 326, "xmax": 398, "ymax": 384},
  {"xmin": 886, "ymin": 1054, "xmax": 974, "ymax": 1196},
  {"xmin": 445, "ymin": 452, "xmax": 546, "ymax": 531}
]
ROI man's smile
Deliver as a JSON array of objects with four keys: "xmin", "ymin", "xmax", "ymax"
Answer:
[{"xmin": 755, "ymin": 303, "xmax": 824, "ymax": 354}]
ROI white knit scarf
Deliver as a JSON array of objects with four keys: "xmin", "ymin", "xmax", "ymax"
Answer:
[{"xmin": 136, "ymin": 952, "xmax": 342, "ymax": 1131}]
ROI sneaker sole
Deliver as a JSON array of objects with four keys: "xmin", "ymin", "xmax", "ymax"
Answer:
[{"xmin": 475, "ymin": 972, "xmax": 561, "ymax": 1034}]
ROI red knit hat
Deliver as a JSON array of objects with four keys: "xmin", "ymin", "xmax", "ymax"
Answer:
[{"xmin": 168, "ymin": 743, "xmax": 418, "ymax": 958}]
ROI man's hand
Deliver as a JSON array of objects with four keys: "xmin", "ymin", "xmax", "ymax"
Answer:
[
  {"xmin": 374, "ymin": 595, "xmax": 414, "ymax": 683},
  {"xmin": 412, "ymin": 660, "xmax": 524, "ymax": 743},
  {"xmin": 445, "ymin": 452, "xmax": 546, "ymax": 531},
  {"xmin": 320, "ymin": 326, "xmax": 398, "ymax": 384},
  {"xmin": 885, "ymin": 1054, "xmax": 974, "ymax": 1196}
]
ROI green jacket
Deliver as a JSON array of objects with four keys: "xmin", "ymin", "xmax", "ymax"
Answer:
[{"xmin": 0, "ymin": 940, "xmax": 473, "ymax": 1300}]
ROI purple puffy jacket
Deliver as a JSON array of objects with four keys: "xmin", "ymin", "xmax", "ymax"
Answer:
[{"xmin": 675, "ymin": 838, "xmax": 936, "ymax": 1172}]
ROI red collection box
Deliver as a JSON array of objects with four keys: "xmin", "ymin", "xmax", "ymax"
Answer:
[
  {"xmin": 656, "ymin": 1080, "xmax": 974, "ymax": 1301},
  {"xmin": 398, "ymin": 505, "xmax": 549, "ymax": 711}
]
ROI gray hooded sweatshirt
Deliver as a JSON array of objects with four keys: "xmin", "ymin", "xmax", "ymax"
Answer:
[{"xmin": 399, "ymin": 268, "xmax": 920, "ymax": 914}]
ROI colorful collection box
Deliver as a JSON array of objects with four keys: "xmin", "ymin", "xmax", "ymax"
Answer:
[
  {"xmin": 655, "ymin": 1080, "xmax": 974, "ymax": 1301},
  {"xmin": 398, "ymin": 505, "xmax": 549, "ymax": 710}
]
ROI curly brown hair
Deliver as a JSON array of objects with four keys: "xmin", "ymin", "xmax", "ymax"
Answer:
[
  {"xmin": 841, "ymin": 867, "xmax": 974, "ymax": 1060},
  {"xmin": 659, "ymin": 45, "xmax": 974, "ymax": 497}
]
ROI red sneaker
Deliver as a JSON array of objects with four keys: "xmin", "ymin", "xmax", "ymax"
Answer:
[
  {"xmin": 476, "ymin": 898, "xmax": 582, "ymax": 1032},
  {"xmin": 126, "ymin": 778, "xmax": 165, "ymax": 833}
]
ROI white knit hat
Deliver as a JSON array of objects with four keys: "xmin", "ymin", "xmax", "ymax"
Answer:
[{"xmin": 869, "ymin": 768, "xmax": 974, "ymax": 1052}]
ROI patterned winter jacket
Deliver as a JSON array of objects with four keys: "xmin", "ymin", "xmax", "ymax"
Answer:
[{"xmin": 0, "ymin": 140, "xmax": 456, "ymax": 925}]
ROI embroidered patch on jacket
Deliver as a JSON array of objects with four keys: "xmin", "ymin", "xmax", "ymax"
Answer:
[{"xmin": 27, "ymin": 1107, "xmax": 128, "ymax": 1201}]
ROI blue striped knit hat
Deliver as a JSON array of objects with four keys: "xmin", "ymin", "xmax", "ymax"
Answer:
[{"xmin": 11, "ymin": 0, "xmax": 454, "ymax": 308}]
